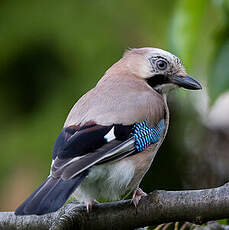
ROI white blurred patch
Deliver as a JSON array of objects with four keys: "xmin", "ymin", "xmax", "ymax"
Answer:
[
  {"xmin": 189, "ymin": 85, "xmax": 209, "ymax": 124},
  {"xmin": 207, "ymin": 91, "xmax": 229, "ymax": 130}
]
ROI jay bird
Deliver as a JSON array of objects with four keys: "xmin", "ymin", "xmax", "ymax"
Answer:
[{"xmin": 15, "ymin": 47, "xmax": 202, "ymax": 215}]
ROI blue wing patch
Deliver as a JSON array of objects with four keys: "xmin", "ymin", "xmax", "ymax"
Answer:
[{"xmin": 131, "ymin": 119, "xmax": 165, "ymax": 152}]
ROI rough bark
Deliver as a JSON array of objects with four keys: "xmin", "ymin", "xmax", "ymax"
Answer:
[{"xmin": 1, "ymin": 183, "xmax": 229, "ymax": 230}]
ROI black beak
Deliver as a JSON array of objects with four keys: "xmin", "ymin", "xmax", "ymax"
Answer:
[{"xmin": 169, "ymin": 75, "xmax": 202, "ymax": 90}]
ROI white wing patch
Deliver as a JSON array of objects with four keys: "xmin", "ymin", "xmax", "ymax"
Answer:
[{"xmin": 104, "ymin": 127, "xmax": 115, "ymax": 142}]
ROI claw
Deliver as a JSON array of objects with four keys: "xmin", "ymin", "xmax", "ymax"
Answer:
[
  {"xmin": 86, "ymin": 200, "xmax": 99, "ymax": 213},
  {"xmin": 132, "ymin": 188, "xmax": 147, "ymax": 207},
  {"xmin": 86, "ymin": 203, "xmax": 93, "ymax": 213}
]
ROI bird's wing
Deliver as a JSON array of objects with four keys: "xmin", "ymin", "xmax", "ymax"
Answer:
[
  {"xmin": 51, "ymin": 76, "xmax": 167, "ymax": 181},
  {"xmin": 51, "ymin": 119, "xmax": 165, "ymax": 180}
]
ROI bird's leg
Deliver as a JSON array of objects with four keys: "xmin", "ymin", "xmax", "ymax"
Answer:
[
  {"xmin": 132, "ymin": 188, "xmax": 147, "ymax": 207},
  {"xmin": 86, "ymin": 200, "xmax": 99, "ymax": 213}
]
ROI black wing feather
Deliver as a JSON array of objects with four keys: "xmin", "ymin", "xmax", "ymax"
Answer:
[
  {"xmin": 53, "ymin": 123, "xmax": 113, "ymax": 159},
  {"xmin": 15, "ymin": 171, "xmax": 88, "ymax": 215},
  {"xmin": 51, "ymin": 122, "xmax": 135, "ymax": 180},
  {"xmin": 54, "ymin": 137, "xmax": 135, "ymax": 180}
]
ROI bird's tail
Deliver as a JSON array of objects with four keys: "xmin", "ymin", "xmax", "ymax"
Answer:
[{"xmin": 15, "ymin": 171, "xmax": 88, "ymax": 215}]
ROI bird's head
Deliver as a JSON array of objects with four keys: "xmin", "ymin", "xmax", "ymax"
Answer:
[{"xmin": 123, "ymin": 47, "xmax": 202, "ymax": 94}]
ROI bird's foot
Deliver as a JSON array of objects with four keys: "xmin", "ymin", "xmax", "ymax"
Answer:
[
  {"xmin": 132, "ymin": 188, "xmax": 147, "ymax": 207},
  {"xmin": 86, "ymin": 200, "xmax": 99, "ymax": 213}
]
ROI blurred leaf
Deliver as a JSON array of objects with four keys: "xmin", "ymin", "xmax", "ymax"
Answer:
[
  {"xmin": 209, "ymin": 40, "xmax": 229, "ymax": 102},
  {"xmin": 169, "ymin": 0, "xmax": 208, "ymax": 66},
  {"xmin": 169, "ymin": 0, "xmax": 229, "ymax": 105},
  {"xmin": 217, "ymin": 219, "xmax": 228, "ymax": 225}
]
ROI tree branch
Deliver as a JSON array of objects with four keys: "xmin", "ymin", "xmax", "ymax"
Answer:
[{"xmin": 1, "ymin": 183, "xmax": 229, "ymax": 230}]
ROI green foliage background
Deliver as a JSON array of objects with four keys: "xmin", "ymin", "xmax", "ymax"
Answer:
[{"xmin": 0, "ymin": 0, "xmax": 228, "ymax": 211}]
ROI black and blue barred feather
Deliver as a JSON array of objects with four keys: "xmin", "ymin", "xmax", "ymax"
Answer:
[{"xmin": 132, "ymin": 119, "xmax": 164, "ymax": 152}]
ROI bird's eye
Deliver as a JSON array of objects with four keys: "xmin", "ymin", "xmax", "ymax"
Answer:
[{"xmin": 156, "ymin": 60, "xmax": 167, "ymax": 70}]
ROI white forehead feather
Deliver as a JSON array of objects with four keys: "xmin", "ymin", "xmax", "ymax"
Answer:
[{"xmin": 125, "ymin": 47, "xmax": 182, "ymax": 65}]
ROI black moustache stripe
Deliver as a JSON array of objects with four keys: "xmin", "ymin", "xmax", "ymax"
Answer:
[{"xmin": 146, "ymin": 75, "xmax": 169, "ymax": 88}]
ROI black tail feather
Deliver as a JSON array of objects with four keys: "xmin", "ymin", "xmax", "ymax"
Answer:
[{"xmin": 15, "ymin": 171, "xmax": 88, "ymax": 215}]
